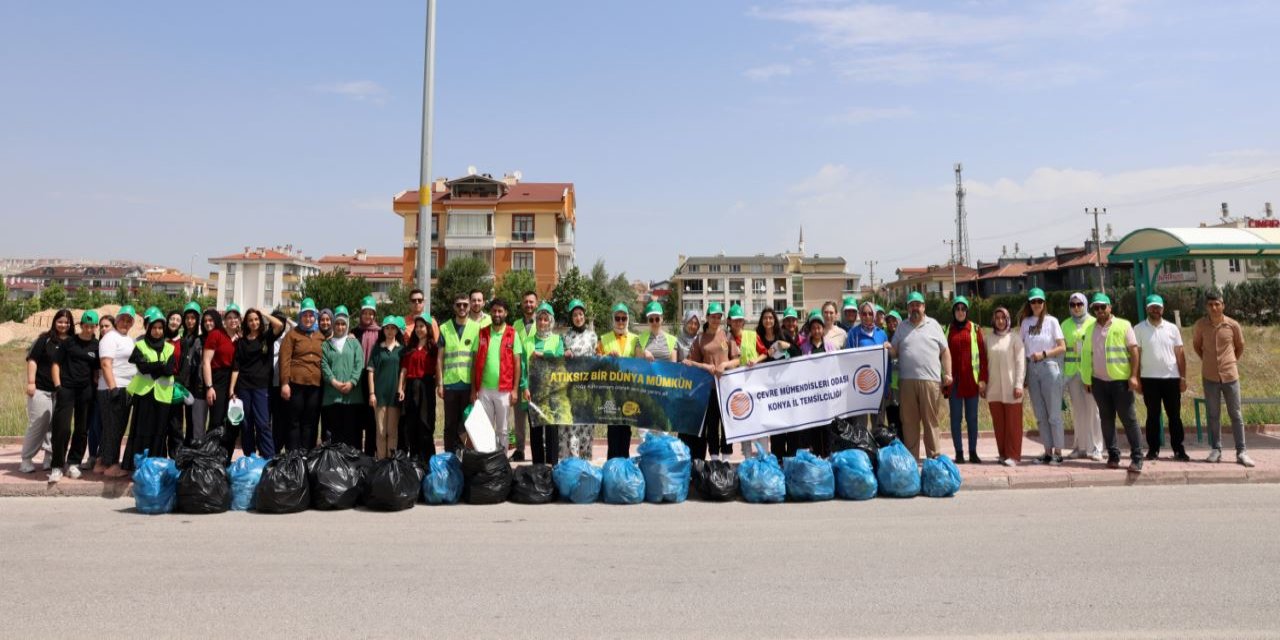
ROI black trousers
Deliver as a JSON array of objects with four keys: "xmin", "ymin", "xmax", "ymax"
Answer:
[
  {"xmin": 51, "ymin": 385, "xmax": 93, "ymax": 468},
  {"xmin": 403, "ymin": 376, "xmax": 438, "ymax": 461},
  {"xmin": 679, "ymin": 388, "xmax": 731, "ymax": 460},
  {"xmin": 322, "ymin": 403, "xmax": 363, "ymax": 449},
  {"xmin": 209, "ymin": 369, "xmax": 234, "ymax": 452},
  {"xmin": 1141, "ymin": 377, "xmax": 1185, "ymax": 455},
  {"xmin": 531, "ymin": 422, "xmax": 560, "ymax": 465},
  {"xmin": 124, "ymin": 393, "xmax": 170, "ymax": 469},
  {"xmin": 606, "ymin": 425, "xmax": 632, "ymax": 459},
  {"xmin": 97, "ymin": 388, "xmax": 132, "ymax": 467},
  {"xmin": 270, "ymin": 385, "xmax": 288, "ymax": 454},
  {"xmin": 798, "ymin": 426, "xmax": 831, "ymax": 457},
  {"xmin": 442, "ymin": 388, "xmax": 470, "ymax": 453},
  {"xmin": 284, "ymin": 384, "xmax": 322, "ymax": 452},
  {"xmin": 1092, "ymin": 379, "xmax": 1144, "ymax": 462}
]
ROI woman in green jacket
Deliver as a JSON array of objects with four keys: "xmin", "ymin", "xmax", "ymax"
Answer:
[
  {"xmin": 321, "ymin": 307, "xmax": 365, "ymax": 448},
  {"xmin": 526, "ymin": 303, "xmax": 564, "ymax": 465}
]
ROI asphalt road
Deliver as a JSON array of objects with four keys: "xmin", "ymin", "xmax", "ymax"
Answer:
[{"xmin": 3, "ymin": 485, "xmax": 1279, "ymax": 639}]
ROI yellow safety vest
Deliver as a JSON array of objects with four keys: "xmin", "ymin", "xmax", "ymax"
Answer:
[
  {"xmin": 1081, "ymin": 318, "xmax": 1133, "ymax": 385},
  {"xmin": 126, "ymin": 340, "xmax": 175, "ymax": 403},
  {"xmin": 600, "ymin": 331, "xmax": 637, "ymax": 357},
  {"xmin": 441, "ymin": 320, "xmax": 481, "ymax": 386},
  {"xmin": 737, "ymin": 329, "xmax": 759, "ymax": 366},
  {"xmin": 946, "ymin": 321, "xmax": 980, "ymax": 383},
  {"xmin": 1061, "ymin": 315, "xmax": 1096, "ymax": 379}
]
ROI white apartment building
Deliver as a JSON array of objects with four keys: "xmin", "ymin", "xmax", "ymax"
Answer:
[{"xmin": 208, "ymin": 245, "xmax": 319, "ymax": 311}]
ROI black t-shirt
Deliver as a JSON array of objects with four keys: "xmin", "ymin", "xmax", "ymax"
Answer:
[
  {"xmin": 58, "ymin": 335, "xmax": 100, "ymax": 389},
  {"xmin": 26, "ymin": 335, "xmax": 63, "ymax": 392},
  {"xmin": 233, "ymin": 327, "xmax": 277, "ymax": 391}
]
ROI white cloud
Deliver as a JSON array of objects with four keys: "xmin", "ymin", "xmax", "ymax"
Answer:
[
  {"xmin": 743, "ymin": 63, "xmax": 793, "ymax": 81},
  {"xmin": 313, "ymin": 80, "xmax": 389, "ymax": 104},
  {"xmin": 826, "ymin": 105, "xmax": 914, "ymax": 124}
]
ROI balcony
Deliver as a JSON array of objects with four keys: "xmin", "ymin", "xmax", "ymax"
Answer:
[
  {"xmin": 512, "ymin": 231, "xmax": 534, "ymax": 243},
  {"xmin": 283, "ymin": 273, "xmax": 300, "ymax": 284},
  {"xmin": 683, "ymin": 284, "xmax": 704, "ymax": 294}
]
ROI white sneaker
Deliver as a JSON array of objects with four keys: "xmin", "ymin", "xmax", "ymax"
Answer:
[
  {"xmin": 41, "ymin": 451, "xmax": 52, "ymax": 471},
  {"xmin": 48, "ymin": 467, "xmax": 63, "ymax": 483},
  {"xmin": 1002, "ymin": 459, "xmax": 1016, "ymax": 467},
  {"xmin": 65, "ymin": 465, "xmax": 82, "ymax": 480},
  {"xmin": 1089, "ymin": 452, "xmax": 1104, "ymax": 462},
  {"xmin": 18, "ymin": 459, "xmax": 36, "ymax": 473}
]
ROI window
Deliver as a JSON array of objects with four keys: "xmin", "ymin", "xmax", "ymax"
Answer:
[
  {"xmin": 752, "ymin": 279, "xmax": 767, "ymax": 294},
  {"xmin": 227, "ymin": 264, "xmax": 237, "ymax": 276},
  {"xmin": 792, "ymin": 276, "xmax": 804, "ymax": 306},
  {"xmin": 730, "ymin": 264, "xmax": 742, "ymax": 273},
  {"xmin": 750, "ymin": 264, "xmax": 762, "ymax": 273},
  {"xmin": 729, "ymin": 279, "xmax": 745, "ymax": 294},
  {"xmin": 431, "ymin": 250, "xmax": 439, "ymax": 277},
  {"xmin": 265, "ymin": 264, "xmax": 275, "ymax": 277},
  {"xmin": 512, "ymin": 251, "xmax": 534, "ymax": 272},
  {"xmin": 512, "ymin": 215, "xmax": 535, "ymax": 242},
  {"xmin": 446, "ymin": 249, "xmax": 494, "ymax": 270},
  {"xmin": 431, "ymin": 214, "xmax": 439, "ymax": 241},
  {"xmin": 683, "ymin": 279, "xmax": 704, "ymax": 294},
  {"xmin": 683, "ymin": 301, "xmax": 700, "ymax": 314},
  {"xmin": 708, "ymin": 279, "xmax": 724, "ymax": 293},
  {"xmin": 752, "ymin": 299, "xmax": 766, "ymax": 316},
  {"xmin": 1228, "ymin": 259, "xmax": 1241, "ymax": 273},
  {"xmin": 447, "ymin": 212, "xmax": 493, "ymax": 237},
  {"xmin": 773, "ymin": 299, "xmax": 787, "ymax": 312},
  {"xmin": 844, "ymin": 279, "xmax": 857, "ymax": 292},
  {"xmin": 709, "ymin": 264, "xmax": 721, "ymax": 273},
  {"xmin": 688, "ymin": 264, "xmax": 700, "ymax": 273},
  {"xmin": 729, "ymin": 299, "xmax": 742, "ymax": 310},
  {"xmin": 264, "ymin": 291, "xmax": 274, "ymax": 307},
  {"xmin": 773, "ymin": 278, "xmax": 787, "ymax": 294},
  {"xmin": 772, "ymin": 264, "xmax": 785, "ymax": 273}
]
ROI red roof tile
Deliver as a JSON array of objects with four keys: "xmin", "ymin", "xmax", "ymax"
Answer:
[
  {"xmin": 395, "ymin": 182, "xmax": 574, "ymax": 206},
  {"xmin": 1023, "ymin": 259, "xmax": 1059, "ymax": 274},
  {"xmin": 977, "ymin": 262, "xmax": 1031, "ymax": 280},
  {"xmin": 212, "ymin": 250, "xmax": 305, "ymax": 262},
  {"xmin": 1058, "ymin": 248, "xmax": 1115, "ymax": 269},
  {"xmin": 318, "ymin": 255, "xmax": 403, "ymax": 267}
]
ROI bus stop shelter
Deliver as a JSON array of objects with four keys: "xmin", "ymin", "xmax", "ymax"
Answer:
[{"xmin": 1108, "ymin": 226, "xmax": 1280, "ymax": 311}]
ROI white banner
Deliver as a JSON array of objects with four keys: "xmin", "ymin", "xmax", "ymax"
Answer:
[{"xmin": 717, "ymin": 346, "xmax": 888, "ymax": 444}]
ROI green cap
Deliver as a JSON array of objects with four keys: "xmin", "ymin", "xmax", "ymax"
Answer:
[
  {"xmin": 333, "ymin": 305, "xmax": 350, "ymax": 319},
  {"xmin": 874, "ymin": 304, "xmax": 884, "ymax": 313},
  {"xmin": 144, "ymin": 309, "xmax": 165, "ymax": 326},
  {"xmin": 224, "ymin": 303, "xmax": 241, "ymax": 316},
  {"xmin": 906, "ymin": 291, "xmax": 926, "ymax": 305},
  {"xmin": 805, "ymin": 310, "xmax": 825, "ymax": 327},
  {"xmin": 381, "ymin": 315, "xmax": 398, "ymax": 328},
  {"xmin": 952, "ymin": 296, "xmax": 970, "ymax": 309},
  {"xmin": 117, "ymin": 305, "xmax": 137, "ymax": 318},
  {"xmin": 611, "ymin": 302, "xmax": 630, "ymax": 316},
  {"xmin": 1090, "ymin": 292, "xmax": 1111, "ymax": 307},
  {"xmin": 644, "ymin": 301, "xmax": 663, "ymax": 317},
  {"xmin": 728, "ymin": 304, "xmax": 745, "ymax": 320},
  {"xmin": 360, "ymin": 295, "xmax": 377, "ymax": 311},
  {"xmin": 393, "ymin": 316, "xmax": 407, "ymax": 332},
  {"xmin": 143, "ymin": 306, "xmax": 161, "ymax": 320},
  {"xmin": 842, "ymin": 296, "xmax": 857, "ymax": 311},
  {"xmin": 299, "ymin": 298, "xmax": 318, "ymax": 314},
  {"xmin": 1028, "ymin": 287, "xmax": 1046, "ymax": 302},
  {"xmin": 568, "ymin": 298, "xmax": 586, "ymax": 314},
  {"xmin": 183, "ymin": 301, "xmax": 202, "ymax": 315},
  {"xmin": 783, "ymin": 306, "xmax": 798, "ymax": 320},
  {"xmin": 536, "ymin": 302, "xmax": 554, "ymax": 317},
  {"xmin": 706, "ymin": 302, "xmax": 725, "ymax": 316},
  {"xmin": 887, "ymin": 310, "xmax": 902, "ymax": 321},
  {"xmin": 1145, "ymin": 294, "xmax": 1165, "ymax": 308},
  {"xmin": 81, "ymin": 310, "xmax": 99, "ymax": 325}
]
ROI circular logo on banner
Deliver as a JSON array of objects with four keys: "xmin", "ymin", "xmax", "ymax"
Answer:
[
  {"xmin": 854, "ymin": 365, "xmax": 882, "ymax": 395},
  {"xmin": 622, "ymin": 401, "xmax": 640, "ymax": 417},
  {"xmin": 726, "ymin": 388, "xmax": 754, "ymax": 420}
]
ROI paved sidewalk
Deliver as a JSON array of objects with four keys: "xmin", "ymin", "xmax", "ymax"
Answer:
[{"xmin": 1, "ymin": 428, "xmax": 1276, "ymax": 497}]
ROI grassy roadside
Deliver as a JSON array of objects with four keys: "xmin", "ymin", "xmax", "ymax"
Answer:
[{"xmin": 4, "ymin": 327, "xmax": 1279, "ymax": 437}]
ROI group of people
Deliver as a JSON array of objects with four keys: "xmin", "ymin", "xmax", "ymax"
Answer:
[{"xmin": 21, "ymin": 284, "xmax": 1255, "ymax": 483}]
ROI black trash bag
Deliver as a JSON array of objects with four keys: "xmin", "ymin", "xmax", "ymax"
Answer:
[
  {"xmin": 829, "ymin": 417, "xmax": 880, "ymax": 472},
  {"xmin": 362, "ymin": 451, "xmax": 420, "ymax": 511},
  {"xmin": 255, "ymin": 450, "xmax": 311, "ymax": 514},
  {"xmin": 307, "ymin": 443, "xmax": 371, "ymax": 510},
  {"xmin": 460, "ymin": 449, "xmax": 512, "ymax": 505},
  {"xmin": 691, "ymin": 459, "xmax": 738, "ymax": 502},
  {"xmin": 510, "ymin": 464, "xmax": 557, "ymax": 504},
  {"xmin": 174, "ymin": 444, "xmax": 231, "ymax": 514},
  {"xmin": 872, "ymin": 425, "xmax": 898, "ymax": 449}
]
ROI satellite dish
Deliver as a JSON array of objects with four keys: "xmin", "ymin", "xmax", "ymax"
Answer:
[
  {"xmin": 513, "ymin": 170, "xmax": 523, "ymax": 180},
  {"xmin": 467, "ymin": 165, "xmax": 477, "ymax": 176}
]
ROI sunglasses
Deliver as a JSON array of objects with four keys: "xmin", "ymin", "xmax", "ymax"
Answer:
[
  {"xmin": 454, "ymin": 302, "xmax": 469, "ymax": 308},
  {"xmin": 647, "ymin": 317, "xmax": 661, "ymax": 323},
  {"xmin": 614, "ymin": 316, "xmax": 628, "ymax": 322},
  {"xmin": 411, "ymin": 298, "xmax": 424, "ymax": 303},
  {"xmin": 1069, "ymin": 302, "xmax": 1084, "ymax": 308}
]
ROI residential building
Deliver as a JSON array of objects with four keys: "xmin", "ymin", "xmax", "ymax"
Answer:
[
  {"xmin": 672, "ymin": 237, "xmax": 860, "ymax": 318},
  {"xmin": 392, "ymin": 170, "xmax": 577, "ymax": 295},
  {"xmin": 318, "ymin": 249, "xmax": 404, "ymax": 302},
  {"xmin": 208, "ymin": 245, "xmax": 319, "ymax": 312},
  {"xmin": 1165, "ymin": 202, "xmax": 1279, "ymax": 289},
  {"xmin": 144, "ymin": 269, "xmax": 206, "ymax": 298},
  {"xmin": 9, "ymin": 264, "xmax": 146, "ymax": 300},
  {"xmin": 884, "ymin": 263, "xmax": 979, "ymax": 301},
  {"xmin": 648, "ymin": 279, "xmax": 672, "ymax": 302}
]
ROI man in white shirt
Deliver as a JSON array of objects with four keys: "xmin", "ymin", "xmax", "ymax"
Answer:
[{"xmin": 1134, "ymin": 294, "xmax": 1188, "ymax": 461}]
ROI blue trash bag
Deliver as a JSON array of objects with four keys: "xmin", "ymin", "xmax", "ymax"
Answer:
[
  {"xmin": 422, "ymin": 452, "xmax": 464, "ymax": 505},
  {"xmin": 739, "ymin": 443, "xmax": 786, "ymax": 504},
  {"xmin": 132, "ymin": 449, "xmax": 179, "ymax": 515},
  {"xmin": 831, "ymin": 449, "xmax": 877, "ymax": 500},
  {"xmin": 876, "ymin": 441, "xmax": 921, "ymax": 498},
  {"xmin": 227, "ymin": 454, "xmax": 267, "ymax": 511},
  {"xmin": 553, "ymin": 458, "xmax": 602, "ymax": 504},
  {"xmin": 601, "ymin": 457, "xmax": 646, "ymax": 505},
  {"xmin": 636, "ymin": 432, "xmax": 692, "ymax": 503},
  {"xmin": 921, "ymin": 454, "xmax": 963, "ymax": 498},
  {"xmin": 783, "ymin": 449, "xmax": 835, "ymax": 501}
]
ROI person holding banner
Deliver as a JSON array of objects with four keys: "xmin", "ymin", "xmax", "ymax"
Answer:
[
  {"xmin": 795, "ymin": 310, "xmax": 834, "ymax": 456},
  {"xmin": 757, "ymin": 307, "xmax": 800, "ymax": 457},
  {"xmin": 884, "ymin": 310, "xmax": 902, "ymax": 435},
  {"xmin": 683, "ymin": 302, "xmax": 740, "ymax": 460},
  {"xmin": 472, "ymin": 299, "xmax": 523, "ymax": 455},
  {"xmin": 845, "ymin": 301, "xmax": 891, "ymax": 431},
  {"xmin": 946, "ymin": 297, "xmax": 988, "ymax": 464},
  {"xmin": 560, "ymin": 299, "xmax": 598, "ymax": 459},
  {"xmin": 675, "ymin": 309, "xmax": 700, "ymax": 363},
  {"xmin": 728, "ymin": 304, "xmax": 767, "ymax": 455},
  {"xmin": 780, "ymin": 307, "xmax": 800, "ymax": 349},
  {"xmin": 838, "ymin": 296, "xmax": 858, "ymax": 332},
  {"xmin": 1019, "ymin": 288, "xmax": 1067, "ymax": 465},
  {"xmin": 526, "ymin": 302, "xmax": 563, "ymax": 465},
  {"xmin": 597, "ymin": 302, "xmax": 639, "ymax": 458},
  {"xmin": 984, "ymin": 306, "xmax": 1025, "ymax": 466},
  {"xmin": 887, "ymin": 292, "xmax": 949, "ymax": 461}
]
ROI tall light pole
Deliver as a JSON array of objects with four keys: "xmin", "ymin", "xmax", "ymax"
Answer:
[
  {"xmin": 1086, "ymin": 207, "xmax": 1107, "ymax": 294},
  {"xmin": 864, "ymin": 259, "xmax": 878, "ymax": 305},
  {"xmin": 415, "ymin": 0, "xmax": 438, "ymax": 304}
]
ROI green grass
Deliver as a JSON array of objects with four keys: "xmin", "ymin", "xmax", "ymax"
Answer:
[{"xmin": 4, "ymin": 326, "xmax": 1280, "ymax": 437}]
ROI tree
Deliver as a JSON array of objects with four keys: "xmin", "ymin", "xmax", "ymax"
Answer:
[
  {"xmin": 547, "ymin": 265, "xmax": 595, "ymax": 327},
  {"xmin": 432, "ymin": 257, "xmax": 492, "ymax": 321},
  {"xmin": 300, "ymin": 269, "xmax": 373, "ymax": 315},
  {"xmin": 40, "ymin": 282, "xmax": 66, "ymax": 310},
  {"xmin": 663, "ymin": 280, "xmax": 682, "ymax": 323},
  {"xmin": 494, "ymin": 269, "xmax": 537, "ymax": 313},
  {"xmin": 69, "ymin": 285, "xmax": 93, "ymax": 310},
  {"xmin": 378, "ymin": 281, "xmax": 413, "ymax": 318},
  {"xmin": 114, "ymin": 283, "xmax": 129, "ymax": 305}
]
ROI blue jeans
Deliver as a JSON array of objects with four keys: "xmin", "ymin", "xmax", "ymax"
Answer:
[
  {"xmin": 948, "ymin": 389, "xmax": 979, "ymax": 457},
  {"xmin": 239, "ymin": 387, "xmax": 274, "ymax": 458},
  {"xmin": 1027, "ymin": 360, "xmax": 1066, "ymax": 449}
]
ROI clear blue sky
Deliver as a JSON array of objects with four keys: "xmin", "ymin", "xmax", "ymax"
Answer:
[{"xmin": 4, "ymin": 1, "xmax": 1279, "ymax": 285}]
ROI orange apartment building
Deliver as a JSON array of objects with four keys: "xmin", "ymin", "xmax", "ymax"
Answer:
[{"xmin": 392, "ymin": 171, "xmax": 577, "ymax": 294}]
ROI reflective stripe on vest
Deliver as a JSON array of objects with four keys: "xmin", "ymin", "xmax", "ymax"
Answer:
[
  {"xmin": 946, "ymin": 321, "xmax": 980, "ymax": 384},
  {"xmin": 441, "ymin": 320, "xmax": 480, "ymax": 386},
  {"xmin": 600, "ymin": 331, "xmax": 636, "ymax": 357},
  {"xmin": 126, "ymin": 340, "xmax": 175, "ymax": 403},
  {"xmin": 1081, "ymin": 318, "xmax": 1133, "ymax": 385},
  {"xmin": 1061, "ymin": 315, "xmax": 1096, "ymax": 378}
]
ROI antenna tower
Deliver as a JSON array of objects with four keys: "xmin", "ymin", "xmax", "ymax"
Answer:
[{"xmin": 954, "ymin": 163, "xmax": 970, "ymax": 267}]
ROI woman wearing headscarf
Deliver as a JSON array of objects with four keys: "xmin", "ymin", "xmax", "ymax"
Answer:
[
  {"xmin": 399, "ymin": 315, "xmax": 438, "ymax": 461},
  {"xmin": 318, "ymin": 308, "xmax": 334, "ymax": 338},
  {"xmin": 124, "ymin": 311, "xmax": 180, "ymax": 467},
  {"xmin": 597, "ymin": 302, "xmax": 639, "ymax": 459},
  {"xmin": 683, "ymin": 303, "xmax": 740, "ymax": 461},
  {"xmin": 20, "ymin": 308, "xmax": 72, "ymax": 475},
  {"xmin": 173, "ymin": 303, "xmax": 205, "ymax": 445},
  {"xmin": 946, "ymin": 297, "xmax": 988, "ymax": 464},
  {"xmin": 984, "ymin": 307, "xmax": 1025, "ymax": 466},
  {"xmin": 1019, "ymin": 288, "xmax": 1067, "ymax": 465},
  {"xmin": 526, "ymin": 302, "xmax": 564, "ymax": 465},
  {"xmin": 1062, "ymin": 292, "xmax": 1104, "ymax": 461},
  {"xmin": 559, "ymin": 299, "xmax": 598, "ymax": 459},
  {"xmin": 675, "ymin": 309, "xmax": 701, "ymax": 363},
  {"xmin": 279, "ymin": 298, "xmax": 325, "ymax": 451},
  {"xmin": 321, "ymin": 306, "xmax": 365, "ymax": 448}
]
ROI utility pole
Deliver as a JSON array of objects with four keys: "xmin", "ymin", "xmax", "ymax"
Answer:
[
  {"xmin": 1085, "ymin": 207, "xmax": 1107, "ymax": 294},
  {"xmin": 955, "ymin": 163, "xmax": 970, "ymax": 267},
  {"xmin": 415, "ymin": 0, "xmax": 438, "ymax": 306},
  {"xmin": 943, "ymin": 239, "xmax": 959, "ymax": 298},
  {"xmin": 864, "ymin": 260, "xmax": 878, "ymax": 305}
]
